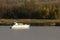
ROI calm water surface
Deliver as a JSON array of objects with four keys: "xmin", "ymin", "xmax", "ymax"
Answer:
[{"xmin": 0, "ymin": 26, "xmax": 60, "ymax": 40}]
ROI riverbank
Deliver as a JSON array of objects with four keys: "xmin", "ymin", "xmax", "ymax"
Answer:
[{"xmin": 0, "ymin": 19, "xmax": 60, "ymax": 26}]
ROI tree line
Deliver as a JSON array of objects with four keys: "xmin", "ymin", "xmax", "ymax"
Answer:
[{"xmin": 0, "ymin": 2, "xmax": 60, "ymax": 19}]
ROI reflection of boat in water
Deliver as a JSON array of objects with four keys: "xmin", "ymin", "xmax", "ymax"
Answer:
[{"xmin": 10, "ymin": 22, "xmax": 30, "ymax": 30}]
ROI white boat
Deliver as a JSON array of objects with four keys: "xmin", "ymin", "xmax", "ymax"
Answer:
[{"xmin": 10, "ymin": 22, "xmax": 30, "ymax": 30}]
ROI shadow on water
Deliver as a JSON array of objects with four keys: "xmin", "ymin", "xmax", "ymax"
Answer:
[
  {"xmin": 55, "ymin": 23, "xmax": 60, "ymax": 26},
  {"xmin": 31, "ymin": 23, "xmax": 60, "ymax": 27}
]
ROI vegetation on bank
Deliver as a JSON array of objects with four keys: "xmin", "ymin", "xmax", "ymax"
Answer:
[
  {"xmin": 0, "ymin": 1, "xmax": 60, "ymax": 26},
  {"xmin": 0, "ymin": 5, "xmax": 60, "ymax": 19},
  {"xmin": 0, "ymin": 2, "xmax": 60, "ymax": 19}
]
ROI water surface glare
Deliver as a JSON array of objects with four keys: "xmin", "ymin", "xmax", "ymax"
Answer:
[{"xmin": 0, "ymin": 26, "xmax": 60, "ymax": 40}]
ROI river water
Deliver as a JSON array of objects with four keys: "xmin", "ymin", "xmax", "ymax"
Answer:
[{"xmin": 0, "ymin": 26, "xmax": 60, "ymax": 40}]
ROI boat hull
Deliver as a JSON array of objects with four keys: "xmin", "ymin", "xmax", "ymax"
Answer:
[{"xmin": 11, "ymin": 25, "xmax": 30, "ymax": 30}]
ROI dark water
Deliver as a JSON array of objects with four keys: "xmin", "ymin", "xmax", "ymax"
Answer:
[{"xmin": 0, "ymin": 26, "xmax": 60, "ymax": 40}]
